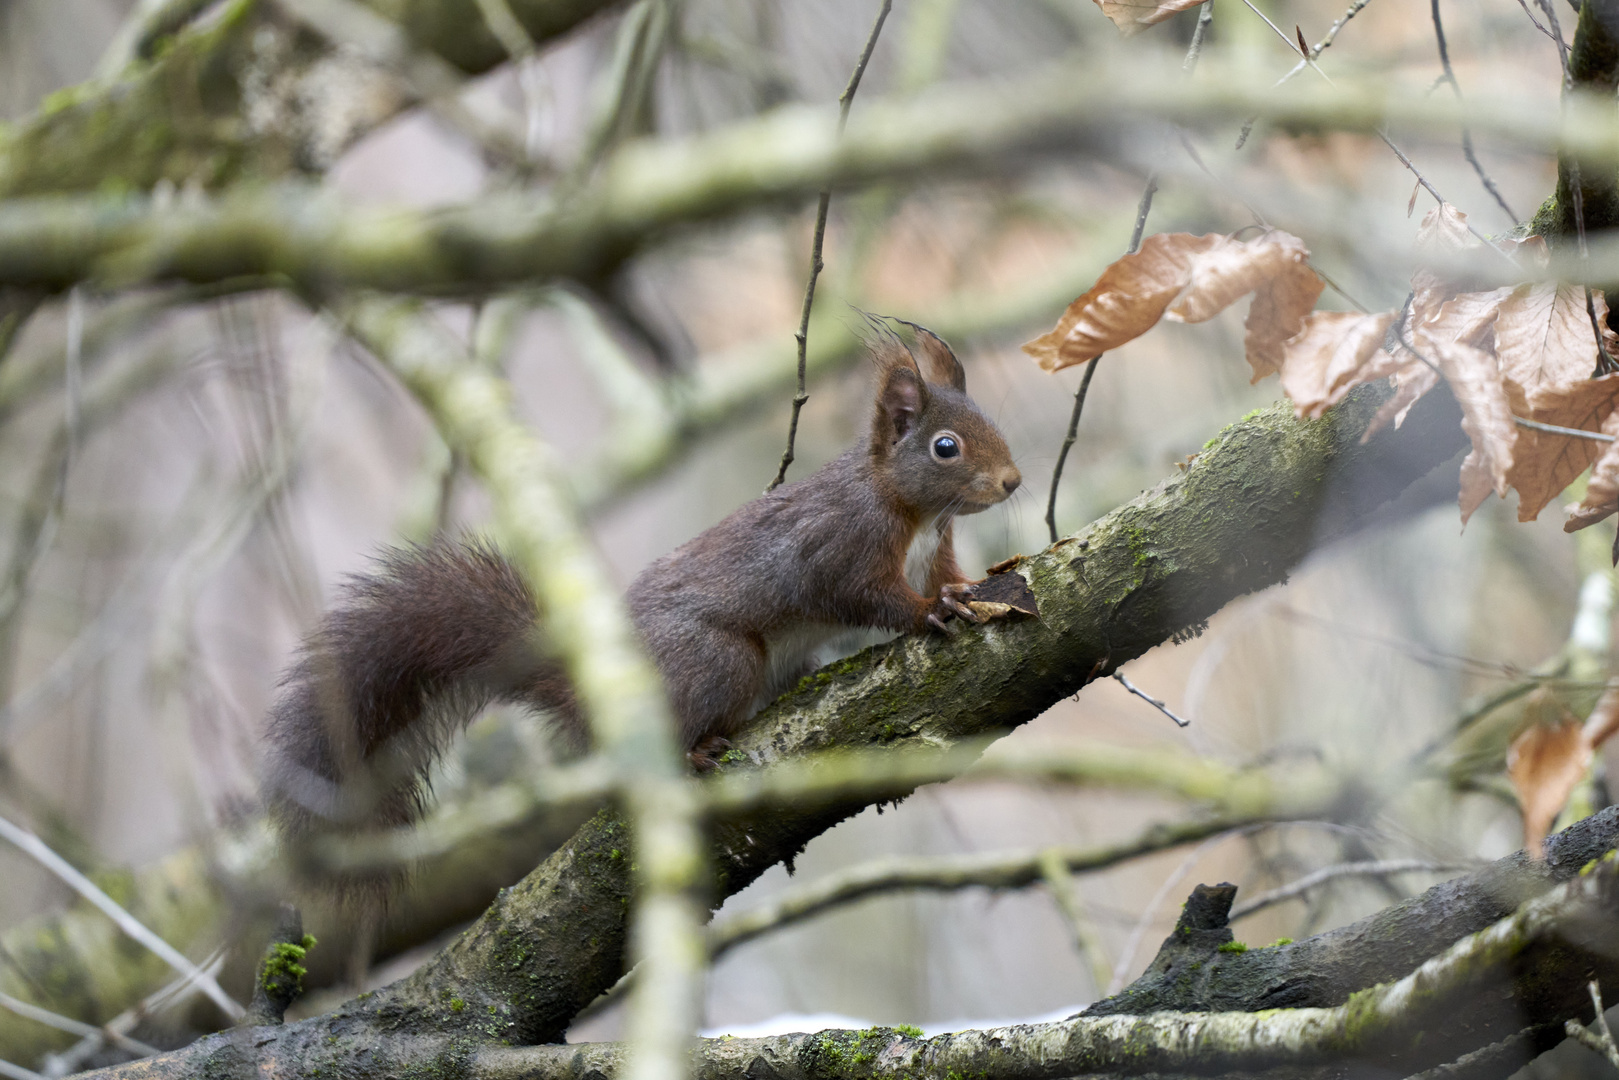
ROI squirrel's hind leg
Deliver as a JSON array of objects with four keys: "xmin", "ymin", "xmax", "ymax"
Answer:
[{"xmin": 652, "ymin": 624, "xmax": 766, "ymax": 754}]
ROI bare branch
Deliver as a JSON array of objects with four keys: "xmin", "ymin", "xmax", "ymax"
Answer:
[
  {"xmin": 1229, "ymin": 859, "xmax": 1482, "ymax": 920},
  {"xmin": 0, "ymin": 814, "xmax": 243, "ymax": 1020},
  {"xmin": 768, "ymin": 0, "xmax": 892, "ymax": 492},
  {"xmin": 707, "ymin": 816, "xmax": 1268, "ymax": 960}
]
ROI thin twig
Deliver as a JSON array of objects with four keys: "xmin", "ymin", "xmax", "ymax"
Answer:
[
  {"xmin": 1112, "ymin": 671, "xmax": 1192, "ymax": 728},
  {"xmin": 1513, "ymin": 0, "xmax": 1556, "ymax": 40},
  {"xmin": 1513, "ymin": 416, "xmax": 1617, "ymax": 442},
  {"xmin": 768, "ymin": 0, "xmax": 892, "ymax": 491},
  {"xmin": 1183, "ymin": 0, "xmax": 1214, "ymax": 70},
  {"xmin": 1229, "ymin": 859, "xmax": 1478, "ymax": 920},
  {"xmin": 1429, "ymin": 0, "xmax": 1517, "ymax": 223},
  {"xmin": 0, "ymin": 1058, "xmax": 43, "ymax": 1080},
  {"xmin": 707, "ymin": 816, "xmax": 1255, "ymax": 959},
  {"xmin": 1043, "ymin": 1, "xmax": 1210, "ymax": 540},
  {"xmin": 1377, "ymin": 132, "xmax": 1517, "ymax": 265},
  {"xmin": 1238, "ymin": 0, "xmax": 1331, "ymax": 79},
  {"xmin": 0, "ymin": 813, "xmax": 243, "ymax": 1019},
  {"xmin": 1044, "ymin": 357, "xmax": 1102, "ymax": 544},
  {"xmin": 0, "ymin": 991, "xmax": 158, "ymax": 1057},
  {"xmin": 1564, "ymin": 981, "xmax": 1619, "ymax": 1070},
  {"xmin": 1042, "ymin": 171, "xmax": 1160, "ymax": 543},
  {"xmin": 1586, "ymin": 287, "xmax": 1618, "ymax": 376},
  {"xmin": 40, "ymin": 950, "xmax": 228, "ymax": 1079}
]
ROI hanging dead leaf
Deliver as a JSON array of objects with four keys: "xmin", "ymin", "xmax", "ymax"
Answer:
[
  {"xmin": 1022, "ymin": 233, "xmax": 1223, "ymax": 371},
  {"xmin": 1507, "ymin": 708, "xmax": 1592, "ymax": 859},
  {"xmin": 1505, "ymin": 372, "xmax": 1619, "ymax": 522},
  {"xmin": 1244, "ymin": 247, "xmax": 1326, "ymax": 383},
  {"xmin": 1167, "ymin": 232, "xmax": 1312, "ymax": 324},
  {"xmin": 1025, "ymin": 230, "xmax": 1320, "ymax": 376},
  {"xmin": 1495, "ymin": 283, "xmax": 1603, "ymax": 406},
  {"xmin": 1091, "ymin": 0, "xmax": 1206, "ymax": 35},
  {"xmin": 1415, "ymin": 323, "xmax": 1514, "ymax": 523},
  {"xmin": 1278, "ymin": 310, "xmax": 1398, "ymax": 417},
  {"xmin": 1416, "ymin": 202, "xmax": 1479, "ymax": 254},
  {"xmin": 1564, "ymin": 412, "xmax": 1619, "ymax": 531},
  {"xmin": 1414, "ymin": 286, "xmax": 1513, "ymax": 346}
]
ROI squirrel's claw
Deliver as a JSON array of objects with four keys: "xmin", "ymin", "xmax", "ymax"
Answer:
[{"xmin": 931, "ymin": 583, "xmax": 982, "ymax": 630}]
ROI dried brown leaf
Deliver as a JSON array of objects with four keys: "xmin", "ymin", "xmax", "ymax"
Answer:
[
  {"xmin": 1416, "ymin": 321, "xmax": 1514, "ymax": 523},
  {"xmin": 1021, "ymin": 233, "xmax": 1223, "ymax": 371},
  {"xmin": 1416, "ymin": 202, "xmax": 1479, "ymax": 254},
  {"xmin": 1091, "ymin": 0, "xmax": 1206, "ymax": 35},
  {"xmin": 971, "ymin": 569, "xmax": 1040, "ymax": 616},
  {"xmin": 1564, "ymin": 406, "xmax": 1619, "ymax": 531},
  {"xmin": 1244, "ymin": 254, "xmax": 1325, "ymax": 383},
  {"xmin": 1415, "ymin": 286, "xmax": 1514, "ymax": 347},
  {"xmin": 1508, "ymin": 705, "xmax": 1592, "ymax": 859},
  {"xmin": 1507, "ymin": 371, "xmax": 1619, "ymax": 522},
  {"xmin": 1278, "ymin": 310, "xmax": 1398, "ymax": 417},
  {"xmin": 1496, "ymin": 283, "xmax": 1603, "ymax": 406},
  {"xmin": 1167, "ymin": 232, "xmax": 1311, "ymax": 324}
]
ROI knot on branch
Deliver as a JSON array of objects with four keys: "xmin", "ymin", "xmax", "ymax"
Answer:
[
  {"xmin": 1143, "ymin": 881, "xmax": 1238, "ymax": 978},
  {"xmin": 245, "ymin": 905, "xmax": 315, "ymax": 1027}
]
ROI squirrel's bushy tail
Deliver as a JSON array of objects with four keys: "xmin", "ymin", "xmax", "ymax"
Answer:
[{"xmin": 262, "ymin": 541, "xmax": 582, "ymax": 855}]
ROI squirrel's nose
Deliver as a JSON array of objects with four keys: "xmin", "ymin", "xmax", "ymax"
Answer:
[{"xmin": 1001, "ymin": 469, "xmax": 1021, "ymax": 495}]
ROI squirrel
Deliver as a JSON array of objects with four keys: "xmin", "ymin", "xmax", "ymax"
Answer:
[{"xmin": 261, "ymin": 322, "xmax": 1021, "ymax": 851}]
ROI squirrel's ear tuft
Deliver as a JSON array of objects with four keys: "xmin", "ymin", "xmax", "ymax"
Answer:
[
  {"xmin": 873, "ymin": 360, "xmax": 926, "ymax": 444},
  {"xmin": 908, "ymin": 324, "xmax": 966, "ymax": 392}
]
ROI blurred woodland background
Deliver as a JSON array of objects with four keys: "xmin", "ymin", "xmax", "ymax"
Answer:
[{"xmin": 0, "ymin": 0, "xmax": 1615, "ymax": 1076}]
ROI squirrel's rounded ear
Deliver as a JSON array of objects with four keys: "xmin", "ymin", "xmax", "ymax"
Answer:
[
  {"xmin": 908, "ymin": 324, "xmax": 967, "ymax": 391},
  {"xmin": 875, "ymin": 364, "xmax": 925, "ymax": 443}
]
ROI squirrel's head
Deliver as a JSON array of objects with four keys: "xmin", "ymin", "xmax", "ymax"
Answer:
[{"xmin": 867, "ymin": 322, "xmax": 1021, "ymax": 518}]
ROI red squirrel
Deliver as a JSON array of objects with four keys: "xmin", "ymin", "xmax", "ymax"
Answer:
[{"xmin": 261, "ymin": 324, "xmax": 1021, "ymax": 844}]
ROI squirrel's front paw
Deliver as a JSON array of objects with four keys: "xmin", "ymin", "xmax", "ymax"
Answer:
[
  {"xmin": 928, "ymin": 582, "xmax": 982, "ymax": 632},
  {"xmin": 928, "ymin": 582, "xmax": 1018, "ymax": 632}
]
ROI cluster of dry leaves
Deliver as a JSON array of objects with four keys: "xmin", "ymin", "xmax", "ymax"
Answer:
[
  {"xmin": 1022, "ymin": 205, "xmax": 1619, "ymax": 855},
  {"xmin": 1022, "ymin": 205, "xmax": 1619, "ymax": 529}
]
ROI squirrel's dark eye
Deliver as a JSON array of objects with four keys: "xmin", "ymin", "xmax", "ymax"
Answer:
[{"xmin": 931, "ymin": 433, "xmax": 960, "ymax": 461}]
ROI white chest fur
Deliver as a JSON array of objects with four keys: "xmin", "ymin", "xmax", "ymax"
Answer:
[
  {"xmin": 754, "ymin": 514, "xmax": 947, "ymax": 714},
  {"xmin": 904, "ymin": 512, "xmax": 945, "ymax": 594}
]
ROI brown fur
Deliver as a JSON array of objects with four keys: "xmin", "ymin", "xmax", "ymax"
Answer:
[{"xmin": 261, "ymin": 325, "xmax": 1019, "ymax": 864}]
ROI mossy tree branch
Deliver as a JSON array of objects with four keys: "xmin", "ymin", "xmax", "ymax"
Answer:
[{"xmin": 54, "ymin": 357, "xmax": 1478, "ymax": 1079}]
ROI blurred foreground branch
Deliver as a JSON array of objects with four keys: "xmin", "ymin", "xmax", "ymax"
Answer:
[{"xmin": 8, "ymin": 57, "xmax": 1619, "ymax": 295}]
